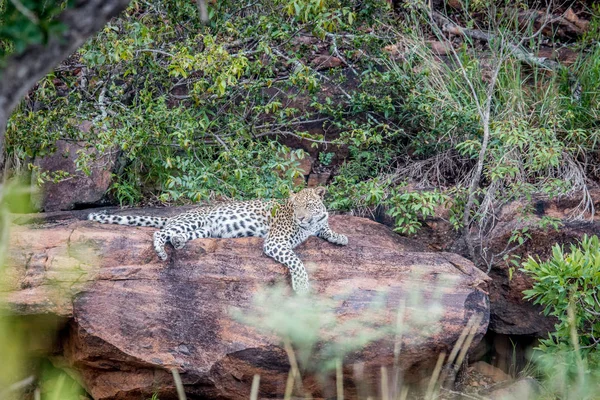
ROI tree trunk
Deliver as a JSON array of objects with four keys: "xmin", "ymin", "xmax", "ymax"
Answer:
[{"xmin": 0, "ymin": 0, "xmax": 132, "ymax": 171}]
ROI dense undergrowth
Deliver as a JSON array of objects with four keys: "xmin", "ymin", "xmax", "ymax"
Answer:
[{"xmin": 5, "ymin": 1, "xmax": 600, "ymax": 235}]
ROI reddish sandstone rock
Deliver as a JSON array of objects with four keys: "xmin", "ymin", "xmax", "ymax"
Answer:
[
  {"xmin": 31, "ymin": 135, "xmax": 115, "ymax": 212},
  {"xmin": 6, "ymin": 211, "xmax": 490, "ymax": 400},
  {"xmin": 310, "ymin": 54, "xmax": 343, "ymax": 70},
  {"xmin": 376, "ymin": 189, "xmax": 600, "ymax": 338}
]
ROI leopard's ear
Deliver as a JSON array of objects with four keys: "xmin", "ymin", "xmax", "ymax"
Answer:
[{"xmin": 314, "ymin": 186, "xmax": 327, "ymax": 198}]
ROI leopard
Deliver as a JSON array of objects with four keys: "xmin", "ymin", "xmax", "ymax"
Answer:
[{"xmin": 87, "ymin": 187, "xmax": 348, "ymax": 292}]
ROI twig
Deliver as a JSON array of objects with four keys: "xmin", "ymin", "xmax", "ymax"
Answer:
[
  {"xmin": 326, "ymin": 33, "xmax": 358, "ymax": 76},
  {"xmin": 92, "ymin": 85, "xmax": 109, "ymax": 124},
  {"xmin": 254, "ymin": 117, "xmax": 329, "ymax": 129},
  {"xmin": 196, "ymin": 0, "xmax": 208, "ymax": 24},
  {"xmin": 250, "ymin": 375, "xmax": 260, "ymax": 400},
  {"xmin": 282, "ymin": 338, "xmax": 307, "ymax": 398},
  {"xmin": 336, "ymin": 359, "xmax": 344, "ymax": 400},
  {"xmin": 135, "ymin": 48, "xmax": 175, "ymax": 57},
  {"xmin": 272, "ymin": 48, "xmax": 353, "ymax": 100},
  {"xmin": 433, "ymin": 11, "xmax": 568, "ymax": 74},
  {"xmin": 254, "ymin": 130, "xmax": 334, "ymax": 144},
  {"xmin": 381, "ymin": 366, "xmax": 389, "ymax": 400},
  {"xmin": 211, "ymin": 133, "xmax": 230, "ymax": 151},
  {"xmin": 0, "ymin": 375, "xmax": 35, "ymax": 398},
  {"xmin": 424, "ymin": 352, "xmax": 446, "ymax": 400},
  {"xmin": 8, "ymin": 0, "xmax": 39, "ymax": 24},
  {"xmin": 439, "ymin": 314, "xmax": 483, "ymax": 387}
]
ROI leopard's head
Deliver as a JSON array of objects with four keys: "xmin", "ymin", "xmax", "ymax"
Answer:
[{"xmin": 290, "ymin": 187, "xmax": 328, "ymax": 229}]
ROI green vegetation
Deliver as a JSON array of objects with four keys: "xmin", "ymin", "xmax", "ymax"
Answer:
[
  {"xmin": 235, "ymin": 282, "xmax": 451, "ymax": 398},
  {"xmin": 0, "ymin": 181, "xmax": 85, "ymax": 399},
  {"xmin": 0, "ymin": 0, "xmax": 74, "ymax": 58},
  {"xmin": 523, "ymin": 235, "xmax": 600, "ymax": 398},
  {"xmin": 523, "ymin": 235, "xmax": 600, "ymax": 362},
  {"xmin": 5, "ymin": 0, "xmax": 599, "ymax": 236},
  {"xmin": 1, "ymin": 0, "xmax": 600, "ymax": 398}
]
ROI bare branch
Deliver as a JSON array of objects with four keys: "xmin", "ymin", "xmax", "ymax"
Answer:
[
  {"xmin": 272, "ymin": 48, "xmax": 353, "ymax": 101},
  {"xmin": 433, "ymin": 10, "xmax": 567, "ymax": 74},
  {"xmin": 196, "ymin": 0, "xmax": 209, "ymax": 24},
  {"xmin": 135, "ymin": 48, "xmax": 175, "ymax": 57},
  {"xmin": 326, "ymin": 33, "xmax": 358, "ymax": 76},
  {"xmin": 254, "ymin": 130, "xmax": 334, "ymax": 144}
]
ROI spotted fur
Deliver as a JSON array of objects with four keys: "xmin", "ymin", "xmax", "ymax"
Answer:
[{"xmin": 87, "ymin": 187, "xmax": 348, "ymax": 292}]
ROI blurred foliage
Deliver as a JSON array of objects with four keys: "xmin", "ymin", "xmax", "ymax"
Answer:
[
  {"xmin": 0, "ymin": 180, "xmax": 85, "ymax": 399},
  {"xmin": 0, "ymin": 0, "xmax": 75, "ymax": 59},
  {"xmin": 234, "ymin": 279, "xmax": 446, "ymax": 396}
]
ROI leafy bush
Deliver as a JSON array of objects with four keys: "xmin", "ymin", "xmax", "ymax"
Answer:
[
  {"xmin": 518, "ymin": 236, "xmax": 600, "ymax": 398},
  {"xmin": 5, "ymin": 0, "xmax": 600, "ymax": 241},
  {"xmin": 0, "ymin": 0, "xmax": 74, "ymax": 58},
  {"xmin": 523, "ymin": 235, "xmax": 600, "ymax": 362}
]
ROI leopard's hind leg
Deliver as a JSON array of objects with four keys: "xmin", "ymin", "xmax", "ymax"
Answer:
[
  {"xmin": 153, "ymin": 230, "xmax": 172, "ymax": 260},
  {"xmin": 154, "ymin": 224, "xmax": 211, "ymax": 259},
  {"xmin": 170, "ymin": 228, "xmax": 211, "ymax": 249}
]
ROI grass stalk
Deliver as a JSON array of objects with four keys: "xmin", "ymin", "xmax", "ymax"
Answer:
[
  {"xmin": 171, "ymin": 368, "xmax": 187, "ymax": 400},
  {"xmin": 336, "ymin": 359, "xmax": 344, "ymax": 400},
  {"xmin": 380, "ymin": 366, "xmax": 389, "ymax": 400},
  {"xmin": 250, "ymin": 374, "xmax": 260, "ymax": 400},
  {"xmin": 424, "ymin": 352, "xmax": 446, "ymax": 400}
]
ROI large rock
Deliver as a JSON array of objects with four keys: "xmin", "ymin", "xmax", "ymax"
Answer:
[
  {"xmin": 5, "ymin": 211, "xmax": 490, "ymax": 400},
  {"xmin": 31, "ymin": 133, "xmax": 115, "ymax": 212},
  {"xmin": 379, "ymin": 190, "xmax": 600, "ymax": 338},
  {"xmin": 481, "ymin": 191, "xmax": 600, "ymax": 336}
]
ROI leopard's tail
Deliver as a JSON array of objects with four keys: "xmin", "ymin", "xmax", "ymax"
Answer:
[{"xmin": 87, "ymin": 210, "xmax": 168, "ymax": 228}]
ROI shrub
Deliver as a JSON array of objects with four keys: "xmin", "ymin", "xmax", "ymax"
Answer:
[{"xmin": 522, "ymin": 235, "xmax": 600, "ymax": 362}]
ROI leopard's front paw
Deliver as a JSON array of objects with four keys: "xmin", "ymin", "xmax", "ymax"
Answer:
[
  {"xmin": 334, "ymin": 234, "xmax": 348, "ymax": 246},
  {"xmin": 292, "ymin": 279, "xmax": 310, "ymax": 294},
  {"xmin": 170, "ymin": 234, "xmax": 187, "ymax": 250},
  {"xmin": 157, "ymin": 251, "xmax": 168, "ymax": 261}
]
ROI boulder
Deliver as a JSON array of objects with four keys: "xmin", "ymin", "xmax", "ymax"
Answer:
[
  {"xmin": 31, "ymin": 133, "xmax": 115, "ymax": 212},
  {"xmin": 383, "ymin": 189, "xmax": 600, "ymax": 338},
  {"xmin": 485, "ymin": 377, "xmax": 542, "ymax": 400},
  {"xmin": 6, "ymin": 211, "xmax": 490, "ymax": 400},
  {"xmin": 482, "ymin": 191, "xmax": 600, "ymax": 336}
]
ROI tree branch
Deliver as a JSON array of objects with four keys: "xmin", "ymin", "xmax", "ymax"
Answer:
[
  {"xmin": 432, "ymin": 10, "xmax": 567, "ymax": 75},
  {"xmin": 196, "ymin": 0, "xmax": 209, "ymax": 24},
  {"xmin": 0, "ymin": 0, "xmax": 132, "ymax": 170}
]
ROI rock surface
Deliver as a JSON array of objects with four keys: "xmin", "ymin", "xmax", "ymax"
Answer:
[
  {"xmin": 6, "ymin": 211, "xmax": 490, "ymax": 400},
  {"xmin": 480, "ymin": 190, "xmax": 600, "ymax": 336},
  {"xmin": 379, "ymin": 190, "xmax": 600, "ymax": 337},
  {"xmin": 485, "ymin": 377, "xmax": 542, "ymax": 400},
  {"xmin": 31, "ymin": 136, "xmax": 115, "ymax": 212}
]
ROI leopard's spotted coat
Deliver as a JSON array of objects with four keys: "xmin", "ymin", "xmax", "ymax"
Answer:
[{"xmin": 87, "ymin": 187, "xmax": 348, "ymax": 292}]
